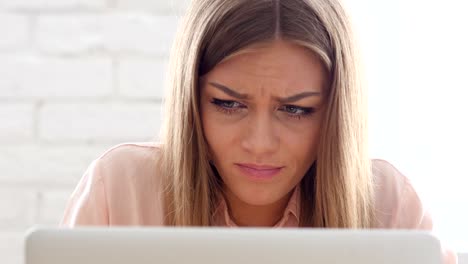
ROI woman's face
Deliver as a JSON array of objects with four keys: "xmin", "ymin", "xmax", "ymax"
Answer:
[{"xmin": 200, "ymin": 40, "xmax": 326, "ymax": 209}]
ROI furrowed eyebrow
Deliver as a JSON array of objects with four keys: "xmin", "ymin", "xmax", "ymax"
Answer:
[
  {"xmin": 209, "ymin": 82, "xmax": 249, "ymax": 100},
  {"xmin": 274, "ymin": 91, "xmax": 321, "ymax": 103},
  {"xmin": 209, "ymin": 82, "xmax": 321, "ymax": 103}
]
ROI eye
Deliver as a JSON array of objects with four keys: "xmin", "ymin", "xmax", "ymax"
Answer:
[
  {"xmin": 210, "ymin": 98, "xmax": 246, "ymax": 115},
  {"xmin": 279, "ymin": 105, "xmax": 316, "ymax": 119},
  {"xmin": 211, "ymin": 98, "xmax": 243, "ymax": 108}
]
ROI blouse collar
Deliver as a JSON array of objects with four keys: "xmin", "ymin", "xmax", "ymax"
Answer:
[{"xmin": 212, "ymin": 185, "xmax": 301, "ymax": 227}]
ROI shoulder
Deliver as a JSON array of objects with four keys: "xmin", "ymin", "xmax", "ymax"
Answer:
[
  {"xmin": 93, "ymin": 142, "xmax": 162, "ymax": 177},
  {"xmin": 61, "ymin": 142, "xmax": 165, "ymax": 226},
  {"xmin": 97, "ymin": 142, "xmax": 162, "ymax": 168},
  {"xmin": 93, "ymin": 142, "xmax": 163, "ymax": 193},
  {"xmin": 371, "ymin": 159, "xmax": 408, "ymax": 200},
  {"xmin": 82, "ymin": 142, "xmax": 164, "ymax": 225},
  {"xmin": 371, "ymin": 159, "xmax": 431, "ymax": 229}
]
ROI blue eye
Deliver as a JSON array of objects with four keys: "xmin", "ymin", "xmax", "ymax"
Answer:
[
  {"xmin": 212, "ymin": 99, "xmax": 242, "ymax": 108},
  {"xmin": 279, "ymin": 105, "xmax": 315, "ymax": 119},
  {"xmin": 210, "ymin": 98, "xmax": 315, "ymax": 120},
  {"xmin": 210, "ymin": 98, "xmax": 245, "ymax": 115}
]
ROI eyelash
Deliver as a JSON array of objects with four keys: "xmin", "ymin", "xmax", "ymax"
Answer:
[{"xmin": 210, "ymin": 98, "xmax": 316, "ymax": 120}]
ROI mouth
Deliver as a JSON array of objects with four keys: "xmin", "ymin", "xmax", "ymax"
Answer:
[{"xmin": 235, "ymin": 163, "xmax": 284, "ymax": 180}]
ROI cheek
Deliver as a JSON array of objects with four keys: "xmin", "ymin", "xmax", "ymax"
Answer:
[
  {"xmin": 201, "ymin": 106, "xmax": 236, "ymax": 157},
  {"xmin": 282, "ymin": 121, "xmax": 321, "ymax": 161}
]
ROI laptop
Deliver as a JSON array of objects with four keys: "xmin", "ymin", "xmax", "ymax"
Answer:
[{"xmin": 25, "ymin": 227, "xmax": 443, "ymax": 264}]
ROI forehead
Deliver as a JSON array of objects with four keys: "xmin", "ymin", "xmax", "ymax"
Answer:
[{"xmin": 203, "ymin": 40, "xmax": 327, "ymax": 92}]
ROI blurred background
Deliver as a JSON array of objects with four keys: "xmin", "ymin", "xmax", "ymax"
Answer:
[{"xmin": 0, "ymin": 0, "xmax": 466, "ymax": 263}]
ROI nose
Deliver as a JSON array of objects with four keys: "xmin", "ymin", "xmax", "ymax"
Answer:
[{"xmin": 240, "ymin": 111, "xmax": 280, "ymax": 157}]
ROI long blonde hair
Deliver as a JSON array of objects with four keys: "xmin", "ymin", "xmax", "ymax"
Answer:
[{"xmin": 160, "ymin": 0, "xmax": 375, "ymax": 227}]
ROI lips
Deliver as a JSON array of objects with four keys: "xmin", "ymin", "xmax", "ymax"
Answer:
[
  {"xmin": 236, "ymin": 163, "xmax": 283, "ymax": 170},
  {"xmin": 235, "ymin": 163, "xmax": 284, "ymax": 180}
]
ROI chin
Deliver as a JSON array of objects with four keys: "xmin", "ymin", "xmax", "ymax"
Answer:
[{"xmin": 232, "ymin": 187, "xmax": 287, "ymax": 206}]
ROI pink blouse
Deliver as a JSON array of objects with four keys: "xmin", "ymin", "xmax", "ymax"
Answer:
[{"xmin": 60, "ymin": 142, "xmax": 458, "ymax": 263}]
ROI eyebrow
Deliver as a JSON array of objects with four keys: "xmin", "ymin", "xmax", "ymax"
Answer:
[{"xmin": 208, "ymin": 82, "xmax": 321, "ymax": 103}]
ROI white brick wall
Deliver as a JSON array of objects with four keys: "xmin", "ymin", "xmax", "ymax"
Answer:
[
  {"xmin": 116, "ymin": 0, "xmax": 189, "ymax": 12},
  {"xmin": 36, "ymin": 14, "xmax": 180, "ymax": 55},
  {"xmin": 0, "ymin": 0, "xmax": 108, "ymax": 10},
  {"xmin": 0, "ymin": 189, "xmax": 37, "ymax": 229},
  {"xmin": 39, "ymin": 102, "xmax": 162, "ymax": 142},
  {"xmin": 117, "ymin": 57, "xmax": 168, "ymax": 99},
  {"xmin": 36, "ymin": 190, "xmax": 74, "ymax": 225},
  {"xmin": 0, "ymin": 14, "xmax": 29, "ymax": 49},
  {"xmin": 0, "ymin": 144, "xmax": 113, "ymax": 185},
  {"xmin": 0, "ymin": 55, "xmax": 113, "ymax": 98},
  {"xmin": 0, "ymin": 103, "xmax": 35, "ymax": 142},
  {"xmin": 0, "ymin": 231, "xmax": 24, "ymax": 264},
  {"xmin": 0, "ymin": 0, "xmax": 187, "ymax": 262}
]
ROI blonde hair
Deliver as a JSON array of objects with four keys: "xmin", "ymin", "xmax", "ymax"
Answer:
[{"xmin": 160, "ymin": 0, "xmax": 375, "ymax": 227}]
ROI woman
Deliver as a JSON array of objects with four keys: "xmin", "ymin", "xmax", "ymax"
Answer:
[{"xmin": 60, "ymin": 0, "xmax": 457, "ymax": 263}]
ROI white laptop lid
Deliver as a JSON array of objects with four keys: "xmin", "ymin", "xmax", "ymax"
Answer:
[{"xmin": 25, "ymin": 227, "xmax": 442, "ymax": 264}]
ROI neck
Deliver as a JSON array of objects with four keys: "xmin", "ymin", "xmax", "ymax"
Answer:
[{"xmin": 224, "ymin": 190, "xmax": 293, "ymax": 227}]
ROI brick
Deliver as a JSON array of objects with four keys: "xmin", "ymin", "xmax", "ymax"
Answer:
[
  {"xmin": 39, "ymin": 102, "xmax": 162, "ymax": 142},
  {"xmin": 0, "ymin": 14, "xmax": 29, "ymax": 50},
  {"xmin": 0, "ymin": 55, "xmax": 112, "ymax": 98},
  {"xmin": 0, "ymin": 144, "xmax": 113, "ymax": 186},
  {"xmin": 0, "ymin": 189, "xmax": 36, "ymax": 229},
  {"xmin": 36, "ymin": 14, "xmax": 180, "ymax": 55},
  {"xmin": 36, "ymin": 190, "xmax": 73, "ymax": 225},
  {"xmin": 0, "ymin": 0, "xmax": 107, "ymax": 10},
  {"xmin": 116, "ymin": 0, "xmax": 189, "ymax": 13},
  {"xmin": 0, "ymin": 231, "xmax": 24, "ymax": 264},
  {"xmin": 117, "ymin": 58, "xmax": 167, "ymax": 99},
  {"xmin": 0, "ymin": 103, "xmax": 35, "ymax": 142}
]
